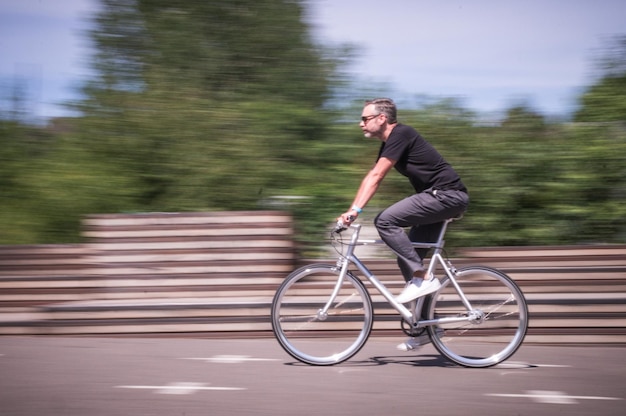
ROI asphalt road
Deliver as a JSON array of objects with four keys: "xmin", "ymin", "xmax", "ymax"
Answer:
[{"xmin": 1, "ymin": 336, "xmax": 624, "ymax": 416}]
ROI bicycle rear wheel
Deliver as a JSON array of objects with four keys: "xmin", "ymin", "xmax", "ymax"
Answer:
[
  {"xmin": 271, "ymin": 264, "xmax": 373, "ymax": 366},
  {"xmin": 426, "ymin": 266, "xmax": 528, "ymax": 368}
]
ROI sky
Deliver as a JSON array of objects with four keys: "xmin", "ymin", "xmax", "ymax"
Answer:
[
  {"xmin": 1, "ymin": 0, "xmax": 625, "ymax": 122},
  {"xmin": 0, "ymin": 0, "xmax": 96, "ymax": 121}
]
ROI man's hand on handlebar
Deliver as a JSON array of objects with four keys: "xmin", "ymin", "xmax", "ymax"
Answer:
[
  {"xmin": 334, "ymin": 213, "xmax": 357, "ymax": 233},
  {"xmin": 340, "ymin": 212, "xmax": 357, "ymax": 225}
]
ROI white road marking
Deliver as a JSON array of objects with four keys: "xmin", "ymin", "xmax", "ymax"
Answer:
[
  {"xmin": 116, "ymin": 382, "xmax": 245, "ymax": 395},
  {"xmin": 486, "ymin": 390, "xmax": 623, "ymax": 404},
  {"xmin": 182, "ymin": 355, "xmax": 280, "ymax": 364},
  {"xmin": 494, "ymin": 361, "xmax": 534, "ymax": 369}
]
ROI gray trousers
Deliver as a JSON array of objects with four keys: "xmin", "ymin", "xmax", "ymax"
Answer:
[{"xmin": 374, "ymin": 189, "xmax": 469, "ymax": 282}]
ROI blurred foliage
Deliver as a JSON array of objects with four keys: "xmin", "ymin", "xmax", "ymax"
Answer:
[
  {"xmin": 0, "ymin": 3, "xmax": 624, "ymax": 254},
  {"xmin": 576, "ymin": 36, "xmax": 626, "ymax": 123}
]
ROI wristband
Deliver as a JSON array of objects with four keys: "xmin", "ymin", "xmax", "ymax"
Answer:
[{"xmin": 351, "ymin": 205, "xmax": 363, "ymax": 214}]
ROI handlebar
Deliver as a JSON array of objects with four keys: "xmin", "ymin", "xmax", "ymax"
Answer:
[
  {"xmin": 333, "ymin": 221, "xmax": 347, "ymax": 234},
  {"xmin": 333, "ymin": 215, "xmax": 356, "ymax": 234}
]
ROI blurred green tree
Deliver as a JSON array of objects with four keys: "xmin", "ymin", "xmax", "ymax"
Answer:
[
  {"xmin": 64, "ymin": 0, "xmax": 354, "ymax": 245},
  {"xmin": 575, "ymin": 35, "xmax": 626, "ymax": 122},
  {"xmin": 1, "ymin": 4, "xmax": 623, "ymax": 249}
]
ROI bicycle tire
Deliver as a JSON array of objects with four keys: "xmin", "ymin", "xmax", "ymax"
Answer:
[
  {"xmin": 271, "ymin": 264, "xmax": 373, "ymax": 365},
  {"xmin": 426, "ymin": 266, "xmax": 528, "ymax": 368}
]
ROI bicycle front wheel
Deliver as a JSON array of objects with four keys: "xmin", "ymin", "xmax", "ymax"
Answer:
[
  {"xmin": 271, "ymin": 264, "xmax": 373, "ymax": 366},
  {"xmin": 426, "ymin": 266, "xmax": 528, "ymax": 368}
]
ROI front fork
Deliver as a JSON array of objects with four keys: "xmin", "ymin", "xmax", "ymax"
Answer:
[{"xmin": 316, "ymin": 256, "xmax": 352, "ymax": 320}]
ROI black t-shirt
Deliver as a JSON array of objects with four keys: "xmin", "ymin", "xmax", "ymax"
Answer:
[{"xmin": 377, "ymin": 124, "xmax": 467, "ymax": 193}]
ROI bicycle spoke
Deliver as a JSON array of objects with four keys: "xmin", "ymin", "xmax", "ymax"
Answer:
[
  {"xmin": 271, "ymin": 264, "xmax": 373, "ymax": 365},
  {"xmin": 427, "ymin": 266, "xmax": 528, "ymax": 367}
]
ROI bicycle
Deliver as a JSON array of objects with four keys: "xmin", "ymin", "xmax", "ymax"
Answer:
[{"xmin": 271, "ymin": 216, "xmax": 529, "ymax": 367}]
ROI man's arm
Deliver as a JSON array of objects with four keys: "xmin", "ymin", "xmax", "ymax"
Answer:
[{"xmin": 340, "ymin": 157, "xmax": 396, "ymax": 223}]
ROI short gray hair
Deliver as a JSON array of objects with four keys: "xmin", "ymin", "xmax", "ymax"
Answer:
[{"xmin": 365, "ymin": 98, "xmax": 397, "ymax": 123}]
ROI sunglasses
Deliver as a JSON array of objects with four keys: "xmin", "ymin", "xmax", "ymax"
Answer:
[{"xmin": 360, "ymin": 114, "xmax": 380, "ymax": 123}]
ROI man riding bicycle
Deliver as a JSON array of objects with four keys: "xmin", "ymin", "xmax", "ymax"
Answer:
[{"xmin": 338, "ymin": 98, "xmax": 469, "ymax": 349}]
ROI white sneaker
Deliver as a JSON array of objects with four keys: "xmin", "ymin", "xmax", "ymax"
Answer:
[
  {"xmin": 396, "ymin": 276, "xmax": 441, "ymax": 304},
  {"xmin": 396, "ymin": 332, "xmax": 430, "ymax": 351},
  {"xmin": 396, "ymin": 328, "xmax": 444, "ymax": 352}
]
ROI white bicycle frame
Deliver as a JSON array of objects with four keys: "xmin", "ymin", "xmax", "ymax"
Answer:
[{"xmin": 322, "ymin": 218, "xmax": 477, "ymax": 330}]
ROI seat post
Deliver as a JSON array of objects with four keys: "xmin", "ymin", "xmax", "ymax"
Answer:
[{"xmin": 433, "ymin": 218, "xmax": 453, "ymax": 250}]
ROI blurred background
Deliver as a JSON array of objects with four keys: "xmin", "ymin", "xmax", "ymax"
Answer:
[{"xmin": 1, "ymin": 0, "xmax": 625, "ymax": 252}]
